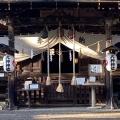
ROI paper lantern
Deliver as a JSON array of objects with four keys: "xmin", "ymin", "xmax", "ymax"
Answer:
[
  {"xmin": 106, "ymin": 54, "xmax": 117, "ymax": 71},
  {"xmin": 74, "ymin": 58, "xmax": 78, "ymax": 64},
  {"xmin": 3, "ymin": 55, "xmax": 15, "ymax": 72}
]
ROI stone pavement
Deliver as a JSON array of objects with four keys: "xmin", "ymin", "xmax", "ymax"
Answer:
[{"xmin": 0, "ymin": 107, "xmax": 120, "ymax": 120}]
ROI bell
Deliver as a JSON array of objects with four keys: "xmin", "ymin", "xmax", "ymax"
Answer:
[
  {"xmin": 40, "ymin": 29, "xmax": 48, "ymax": 39},
  {"xmin": 79, "ymin": 36, "xmax": 85, "ymax": 44}
]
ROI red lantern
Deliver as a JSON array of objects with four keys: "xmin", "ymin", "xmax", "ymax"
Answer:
[{"xmin": 3, "ymin": 55, "xmax": 15, "ymax": 72}]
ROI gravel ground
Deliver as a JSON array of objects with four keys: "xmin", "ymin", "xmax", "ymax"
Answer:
[{"xmin": 0, "ymin": 107, "xmax": 120, "ymax": 120}]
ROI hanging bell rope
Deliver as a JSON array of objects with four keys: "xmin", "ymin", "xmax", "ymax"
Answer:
[
  {"xmin": 46, "ymin": 25, "xmax": 51, "ymax": 86},
  {"xmin": 71, "ymin": 24, "xmax": 77, "ymax": 85},
  {"xmin": 56, "ymin": 21, "xmax": 64, "ymax": 92}
]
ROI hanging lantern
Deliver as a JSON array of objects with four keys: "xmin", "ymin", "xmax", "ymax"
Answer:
[
  {"xmin": 74, "ymin": 58, "xmax": 78, "ymax": 64},
  {"xmin": 50, "ymin": 48, "xmax": 55, "ymax": 55},
  {"xmin": 40, "ymin": 29, "xmax": 48, "ymax": 39},
  {"xmin": 3, "ymin": 55, "xmax": 15, "ymax": 72},
  {"xmin": 106, "ymin": 53, "xmax": 117, "ymax": 71},
  {"xmin": 79, "ymin": 36, "xmax": 85, "ymax": 44}
]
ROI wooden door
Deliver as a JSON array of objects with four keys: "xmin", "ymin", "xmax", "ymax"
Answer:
[{"xmin": 44, "ymin": 80, "xmax": 76, "ymax": 104}]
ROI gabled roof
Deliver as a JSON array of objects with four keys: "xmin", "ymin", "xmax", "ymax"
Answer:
[{"xmin": 0, "ymin": 43, "xmax": 19, "ymax": 53}]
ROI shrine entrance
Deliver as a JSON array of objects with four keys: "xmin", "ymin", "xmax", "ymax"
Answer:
[{"xmin": 42, "ymin": 44, "xmax": 79, "ymax": 73}]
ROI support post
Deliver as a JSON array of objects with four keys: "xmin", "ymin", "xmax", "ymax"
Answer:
[
  {"xmin": 105, "ymin": 18, "xmax": 118, "ymax": 109},
  {"xmin": 4, "ymin": 18, "xmax": 17, "ymax": 110},
  {"xmin": 91, "ymin": 87, "xmax": 96, "ymax": 108},
  {"xmin": 105, "ymin": 22, "xmax": 111, "ymax": 104}
]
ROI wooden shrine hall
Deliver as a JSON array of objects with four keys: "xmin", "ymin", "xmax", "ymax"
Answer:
[{"xmin": 0, "ymin": 0, "xmax": 120, "ymax": 110}]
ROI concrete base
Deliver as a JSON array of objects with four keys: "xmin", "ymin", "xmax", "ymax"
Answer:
[
  {"xmin": 0, "ymin": 102, "xmax": 5, "ymax": 110},
  {"xmin": 3, "ymin": 101, "xmax": 18, "ymax": 110},
  {"xmin": 105, "ymin": 99, "xmax": 119, "ymax": 109},
  {"xmin": 86, "ymin": 106, "xmax": 101, "ymax": 109}
]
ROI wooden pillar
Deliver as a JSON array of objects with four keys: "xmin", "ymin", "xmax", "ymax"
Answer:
[
  {"xmin": 105, "ymin": 19, "xmax": 118, "ymax": 109},
  {"xmin": 4, "ymin": 18, "xmax": 17, "ymax": 110},
  {"xmin": 105, "ymin": 18, "xmax": 112, "ymax": 104}
]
